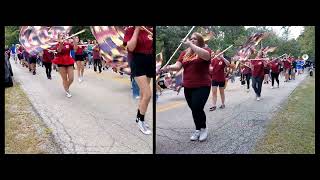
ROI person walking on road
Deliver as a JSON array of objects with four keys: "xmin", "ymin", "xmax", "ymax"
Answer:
[
  {"xmin": 124, "ymin": 26, "xmax": 153, "ymax": 135},
  {"xmin": 162, "ymin": 32, "xmax": 211, "ymax": 141}
]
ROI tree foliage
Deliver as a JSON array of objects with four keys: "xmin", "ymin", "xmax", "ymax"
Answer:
[{"xmin": 156, "ymin": 26, "xmax": 314, "ymax": 64}]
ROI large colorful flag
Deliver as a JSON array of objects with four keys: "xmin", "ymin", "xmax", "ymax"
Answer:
[
  {"xmin": 90, "ymin": 26, "xmax": 127, "ymax": 63},
  {"xmin": 19, "ymin": 26, "xmax": 72, "ymax": 55}
]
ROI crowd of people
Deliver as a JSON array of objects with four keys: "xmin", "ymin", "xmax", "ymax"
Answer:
[
  {"xmin": 6, "ymin": 26, "xmax": 153, "ymax": 136},
  {"xmin": 158, "ymin": 32, "xmax": 313, "ymax": 142}
]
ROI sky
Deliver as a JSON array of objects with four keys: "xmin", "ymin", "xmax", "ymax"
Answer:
[{"xmin": 245, "ymin": 26, "xmax": 304, "ymax": 40}]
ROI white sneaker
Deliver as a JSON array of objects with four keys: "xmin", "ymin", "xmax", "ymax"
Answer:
[
  {"xmin": 137, "ymin": 120, "xmax": 152, "ymax": 135},
  {"xmin": 66, "ymin": 91, "xmax": 72, "ymax": 98},
  {"xmin": 246, "ymin": 89, "xmax": 250, "ymax": 92},
  {"xmin": 271, "ymin": 86, "xmax": 274, "ymax": 89},
  {"xmin": 190, "ymin": 130, "xmax": 200, "ymax": 141},
  {"xmin": 199, "ymin": 128, "xmax": 208, "ymax": 142},
  {"xmin": 257, "ymin": 97, "xmax": 260, "ymax": 101},
  {"xmin": 78, "ymin": 78, "xmax": 81, "ymax": 83},
  {"xmin": 135, "ymin": 96, "xmax": 140, "ymax": 100}
]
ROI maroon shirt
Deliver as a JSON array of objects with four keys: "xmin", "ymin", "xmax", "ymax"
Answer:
[
  {"xmin": 92, "ymin": 45, "xmax": 101, "ymax": 59},
  {"xmin": 178, "ymin": 48, "xmax": 212, "ymax": 88},
  {"xmin": 123, "ymin": 26, "xmax": 153, "ymax": 55},
  {"xmin": 75, "ymin": 45, "xmax": 85, "ymax": 55},
  {"xmin": 55, "ymin": 42, "xmax": 73, "ymax": 57},
  {"xmin": 42, "ymin": 49, "xmax": 54, "ymax": 63},
  {"xmin": 270, "ymin": 61, "xmax": 280, "ymax": 73},
  {"xmin": 283, "ymin": 60, "xmax": 291, "ymax": 69},
  {"xmin": 251, "ymin": 60, "xmax": 265, "ymax": 78},
  {"xmin": 211, "ymin": 58, "xmax": 226, "ymax": 82}
]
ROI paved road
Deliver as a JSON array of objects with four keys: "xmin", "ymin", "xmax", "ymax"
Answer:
[
  {"xmin": 10, "ymin": 59, "xmax": 153, "ymax": 154},
  {"xmin": 156, "ymin": 72, "xmax": 309, "ymax": 154}
]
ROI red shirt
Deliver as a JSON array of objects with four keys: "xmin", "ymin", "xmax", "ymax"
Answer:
[
  {"xmin": 92, "ymin": 45, "xmax": 101, "ymax": 59},
  {"xmin": 283, "ymin": 60, "xmax": 291, "ymax": 69},
  {"xmin": 123, "ymin": 26, "xmax": 153, "ymax": 55},
  {"xmin": 75, "ymin": 45, "xmax": 85, "ymax": 55},
  {"xmin": 42, "ymin": 49, "xmax": 54, "ymax": 63},
  {"xmin": 55, "ymin": 42, "xmax": 73, "ymax": 57},
  {"xmin": 178, "ymin": 48, "xmax": 212, "ymax": 88},
  {"xmin": 251, "ymin": 60, "xmax": 265, "ymax": 78},
  {"xmin": 211, "ymin": 58, "xmax": 226, "ymax": 82},
  {"xmin": 270, "ymin": 61, "xmax": 280, "ymax": 73},
  {"xmin": 18, "ymin": 46, "xmax": 23, "ymax": 54}
]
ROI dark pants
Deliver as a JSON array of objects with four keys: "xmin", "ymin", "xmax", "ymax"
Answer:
[
  {"xmin": 271, "ymin": 72, "xmax": 279, "ymax": 86},
  {"xmin": 184, "ymin": 86, "xmax": 211, "ymax": 130},
  {"xmin": 43, "ymin": 62, "xmax": 52, "ymax": 78},
  {"xmin": 241, "ymin": 73, "xmax": 251, "ymax": 89},
  {"xmin": 94, "ymin": 59, "xmax": 102, "ymax": 72},
  {"xmin": 245, "ymin": 73, "xmax": 251, "ymax": 89},
  {"xmin": 252, "ymin": 76, "xmax": 263, "ymax": 97}
]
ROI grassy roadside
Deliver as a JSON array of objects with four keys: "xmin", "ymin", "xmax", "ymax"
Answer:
[
  {"xmin": 254, "ymin": 76, "xmax": 315, "ymax": 154},
  {"xmin": 5, "ymin": 81, "xmax": 60, "ymax": 154}
]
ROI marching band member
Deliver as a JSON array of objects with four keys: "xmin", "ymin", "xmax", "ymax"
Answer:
[
  {"xmin": 74, "ymin": 36, "xmax": 86, "ymax": 83},
  {"xmin": 52, "ymin": 33, "xmax": 75, "ymax": 98},
  {"xmin": 250, "ymin": 51, "xmax": 267, "ymax": 101},
  {"xmin": 162, "ymin": 32, "xmax": 211, "ymax": 141},
  {"xmin": 42, "ymin": 48, "xmax": 55, "ymax": 79},
  {"xmin": 283, "ymin": 56, "xmax": 291, "ymax": 82},
  {"xmin": 124, "ymin": 26, "xmax": 153, "ymax": 135},
  {"xmin": 269, "ymin": 57, "xmax": 281, "ymax": 88},
  {"xmin": 241, "ymin": 61, "xmax": 252, "ymax": 92},
  {"xmin": 209, "ymin": 50, "xmax": 230, "ymax": 111}
]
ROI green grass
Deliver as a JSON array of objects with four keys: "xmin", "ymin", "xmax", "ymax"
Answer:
[
  {"xmin": 5, "ymin": 82, "xmax": 55, "ymax": 154},
  {"xmin": 254, "ymin": 76, "xmax": 315, "ymax": 154}
]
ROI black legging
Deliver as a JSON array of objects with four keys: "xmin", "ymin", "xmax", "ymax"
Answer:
[
  {"xmin": 43, "ymin": 62, "xmax": 52, "ymax": 78},
  {"xmin": 271, "ymin": 72, "xmax": 280, "ymax": 86},
  {"xmin": 184, "ymin": 86, "xmax": 211, "ymax": 130},
  {"xmin": 252, "ymin": 76, "xmax": 263, "ymax": 97},
  {"xmin": 94, "ymin": 59, "xmax": 102, "ymax": 72},
  {"xmin": 244, "ymin": 73, "xmax": 251, "ymax": 89},
  {"xmin": 241, "ymin": 73, "xmax": 251, "ymax": 89}
]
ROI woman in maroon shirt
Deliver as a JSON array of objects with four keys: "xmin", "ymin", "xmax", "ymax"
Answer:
[
  {"xmin": 269, "ymin": 57, "xmax": 281, "ymax": 88},
  {"xmin": 74, "ymin": 36, "xmax": 86, "ymax": 83},
  {"xmin": 283, "ymin": 56, "xmax": 291, "ymax": 82},
  {"xmin": 124, "ymin": 26, "xmax": 153, "ymax": 135},
  {"xmin": 240, "ymin": 61, "xmax": 252, "ymax": 92},
  {"xmin": 209, "ymin": 50, "xmax": 230, "ymax": 111},
  {"xmin": 42, "ymin": 48, "xmax": 55, "ymax": 79},
  {"xmin": 52, "ymin": 33, "xmax": 75, "ymax": 98},
  {"xmin": 163, "ymin": 32, "xmax": 211, "ymax": 142},
  {"xmin": 92, "ymin": 40, "xmax": 102, "ymax": 73},
  {"xmin": 250, "ymin": 52, "xmax": 267, "ymax": 101}
]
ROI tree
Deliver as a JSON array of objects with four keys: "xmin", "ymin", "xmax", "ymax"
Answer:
[
  {"xmin": 5, "ymin": 26, "xmax": 20, "ymax": 47},
  {"xmin": 70, "ymin": 26, "xmax": 95, "ymax": 41},
  {"xmin": 156, "ymin": 26, "xmax": 195, "ymax": 65},
  {"xmin": 298, "ymin": 26, "xmax": 315, "ymax": 59},
  {"xmin": 281, "ymin": 26, "xmax": 291, "ymax": 41}
]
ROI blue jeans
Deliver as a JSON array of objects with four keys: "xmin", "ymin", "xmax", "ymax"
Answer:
[
  {"xmin": 131, "ymin": 77, "xmax": 140, "ymax": 98},
  {"xmin": 87, "ymin": 53, "xmax": 93, "ymax": 65}
]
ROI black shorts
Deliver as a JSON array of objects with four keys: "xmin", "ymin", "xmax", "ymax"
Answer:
[
  {"xmin": 212, "ymin": 80, "xmax": 225, "ymax": 87},
  {"xmin": 75, "ymin": 54, "xmax": 84, "ymax": 61},
  {"xmin": 264, "ymin": 69, "xmax": 269, "ymax": 74},
  {"xmin": 57, "ymin": 64, "xmax": 74, "ymax": 67},
  {"xmin": 130, "ymin": 53, "xmax": 154, "ymax": 78},
  {"xmin": 29, "ymin": 57, "xmax": 37, "ymax": 64}
]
